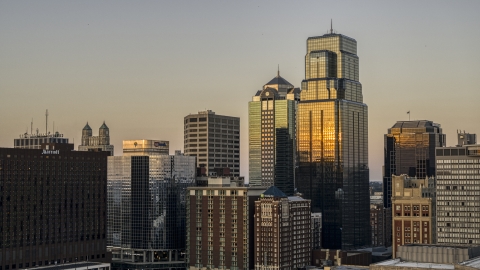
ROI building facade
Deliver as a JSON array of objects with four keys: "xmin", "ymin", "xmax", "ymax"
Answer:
[
  {"xmin": 370, "ymin": 204, "xmax": 391, "ymax": 247},
  {"xmin": 248, "ymin": 71, "xmax": 299, "ymax": 195},
  {"xmin": 391, "ymin": 175, "xmax": 435, "ymax": 257},
  {"xmin": 107, "ymin": 140, "xmax": 196, "ymax": 270},
  {"xmin": 14, "ymin": 131, "xmax": 68, "ymax": 149},
  {"xmin": 296, "ymin": 30, "xmax": 370, "ymax": 249},
  {"xmin": 0, "ymin": 143, "xmax": 110, "ymax": 270},
  {"xmin": 312, "ymin": 212, "xmax": 323, "ymax": 250},
  {"xmin": 184, "ymin": 110, "xmax": 240, "ymax": 177},
  {"xmin": 254, "ymin": 186, "xmax": 311, "ymax": 270},
  {"xmin": 383, "ymin": 120, "xmax": 446, "ymax": 208},
  {"xmin": 186, "ymin": 177, "xmax": 264, "ymax": 270},
  {"xmin": 78, "ymin": 122, "xmax": 114, "ymax": 155},
  {"xmin": 436, "ymin": 144, "xmax": 480, "ymax": 245}
]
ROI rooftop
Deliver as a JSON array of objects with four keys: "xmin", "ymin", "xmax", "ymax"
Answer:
[
  {"xmin": 374, "ymin": 259, "xmax": 453, "ymax": 269},
  {"xmin": 262, "ymin": 186, "xmax": 287, "ymax": 198}
]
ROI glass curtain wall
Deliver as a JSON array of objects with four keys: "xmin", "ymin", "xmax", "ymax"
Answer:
[{"xmin": 296, "ymin": 33, "xmax": 370, "ymax": 249}]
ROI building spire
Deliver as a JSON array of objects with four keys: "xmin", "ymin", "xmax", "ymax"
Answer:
[
  {"xmin": 330, "ymin": 19, "xmax": 333, "ymax": 34},
  {"xmin": 277, "ymin": 64, "xmax": 280, "ymax": 77}
]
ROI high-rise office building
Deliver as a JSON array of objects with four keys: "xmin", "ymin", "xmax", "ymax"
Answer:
[
  {"xmin": 391, "ymin": 175, "xmax": 435, "ymax": 257},
  {"xmin": 253, "ymin": 186, "xmax": 311, "ymax": 269},
  {"xmin": 436, "ymin": 143, "xmax": 480, "ymax": 245},
  {"xmin": 383, "ymin": 120, "xmax": 446, "ymax": 208},
  {"xmin": 296, "ymin": 29, "xmax": 370, "ymax": 249},
  {"xmin": 248, "ymin": 71, "xmax": 299, "ymax": 195},
  {"xmin": 107, "ymin": 140, "xmax": 196, "ymax": 270},
  {"xmin": 78, "ymin": 122, "xmax": 114, "ymax": 155},
  {"xmin": 186, "ymin": 176, "xmax": 264, "ymax": 270},
  {"xmin": 0, "ymin": 143, "xmax": 110, "ymax": 270},
  {"xmin": 184, "ymin": 110, "xmax": 240, "ymax": 177}
]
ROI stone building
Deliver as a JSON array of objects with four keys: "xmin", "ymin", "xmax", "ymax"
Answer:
[
  {"xmin": 391, "ymin": 175, "xmax": 435, "ymax": 257},
  {"xmin": 78, "ymin": 122, "xmax": 114, "ymax": 155}
]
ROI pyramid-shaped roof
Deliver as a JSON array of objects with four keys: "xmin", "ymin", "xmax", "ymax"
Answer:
[
  {"xmin": 83, "ymin": 122, "xmax": 92, "ymax": 130},
  {"xmin": 262, "ymin": 186, "xmax": 287, "ymax": 198},
  {"xmin": 265, "ymin": 75, "xmax": 293, "ymax": 87},
  {"xmin": 99, "ymin": 121, "xmax": 109, "ymax": 129}
]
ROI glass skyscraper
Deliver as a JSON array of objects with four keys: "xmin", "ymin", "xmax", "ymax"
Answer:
[
  {"xmin": 248, "ymin": 71, "xmax": 299, "ymax": 195},
  {"xmin": 383, "ymin": 120, "xmax": 446, "ymax": 208},
  {"xmin": 107, "ymin": 140, "xmax": 196, "ymax": 270},
  {"xmin": 296, "ymin": 31, "xmax": 370, "ymax": 249}
]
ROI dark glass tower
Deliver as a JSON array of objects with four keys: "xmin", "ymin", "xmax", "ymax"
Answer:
[
  {"xmin": 383, "ymin": 120, "xmax": 446, "ymax": 208},
  {"xmin": 296, "ymin": 31, "xmax": 370, "ymax": 249}
]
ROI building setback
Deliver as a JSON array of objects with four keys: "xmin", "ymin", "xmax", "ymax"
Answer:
[
  {"xmin": 391, "ymin": 175, "xmax": 435, "ymax": 257},
  {"xmin": 248, "ymin": 71, "xmax": 299, "ymax": 195},
  {"xmin": 186, "ymin": 176, "xmax": 264, "ymax": 270},
  {"xmin": 107, "ymin": 140, "xmax": 196, "ymax": 270},
  {"xmin": 0, "ymin": 143, "xmax": 110, "ymax": 270},
  {"xmin": 436, "ymin": 144, "xmax": 480, "ymax": 245},
  {"xmin": 254, "ymin": 186, "xmax": 311, "ymax": 270},
  {"xmin": 184, "ymin": 110, "xmax": 240, "ymax": 177},
  {"xmin": 296, "ymin": 29, "xmax": 370, "ymax": 249}
]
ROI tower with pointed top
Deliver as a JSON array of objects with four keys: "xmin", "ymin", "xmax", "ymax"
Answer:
[
  {"xmin": 248, "ymin": 71, "xmax": 299, "ymax": 195},
  {"xmin": 296, "ymin": 30, "xmax": 370, "ymax": 249},
  {"xmin": 79, "ymin": 122, "xmax": 114, "ymax": 155}
]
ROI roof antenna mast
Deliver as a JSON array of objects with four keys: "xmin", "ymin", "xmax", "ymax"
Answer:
[
  {"xmin": 277, "ymin": 64, "xmax": 280, "ymax": 77},
  {"xmin": 45, "ymin": 109, "xmax": 49, "ymax": 134},
  {"xmin": 330, "ymin": 19, "xmax": 333, "ymax": 34}
]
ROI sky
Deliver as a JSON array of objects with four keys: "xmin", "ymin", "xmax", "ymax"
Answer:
[{"xmin": 1, "ymin": 1, "xmax": 479, "ymax": 182}]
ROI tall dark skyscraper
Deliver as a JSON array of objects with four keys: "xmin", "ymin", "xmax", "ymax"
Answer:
[
  {"xmin": 248, "ymin": 71, "xmax": 299, "ymax": 195},
  {"xmin": 296, "ymin": 29, "xmax": 370, "ymax": 249},
  {"xmin": 383, "ymin": 120, "xmax": 446, "ymax": 208}
]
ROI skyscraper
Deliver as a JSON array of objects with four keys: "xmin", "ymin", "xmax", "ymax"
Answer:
[
  {"xmin": 383, "ymin": 120, "xmax": 446, "ymax": 208},
  {"xmin": 184, "ymin": 110, "xmax": 240, "ymax": 176},
  {"xmin": 248, "ymin": 71, "xmax": 299, "ymax": 195},
  {"xmin": 78, "ymin": 122, "xmax": 114, "ymax": 155},
  {"xmin": 296, "ymin": 29, "xmax": 370, "ymax": 249},
  {"xmin": 107, "ymin": 140, "xmax": 196, "ymax": 269}
]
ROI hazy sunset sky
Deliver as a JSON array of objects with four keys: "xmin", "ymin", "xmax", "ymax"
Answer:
[{"xmin": 1, "ymin": 1, "xmax": 479, "ymax": 181}]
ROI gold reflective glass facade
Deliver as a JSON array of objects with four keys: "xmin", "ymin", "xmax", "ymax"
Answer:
[{"xmin": 296, "ymin": 33, "xmax": 370, "ymax": 249}]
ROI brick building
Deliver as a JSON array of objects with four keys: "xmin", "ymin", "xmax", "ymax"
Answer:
[
  {"xmin": 186, "ymin": 176, "xmax": 264, "ymax": 270},
  {"xmin": 254, "ymin": 186, "xmax": 311, "ymax": 270},
  {"xmin": 391, "ymin": 175, "xmax": 435, "ymax": 257}
]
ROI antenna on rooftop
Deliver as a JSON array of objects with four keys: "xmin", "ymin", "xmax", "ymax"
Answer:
[
  {"xmin": 31, "ymin": 118, "xmax": 33, "ymax": 134},
  {"xmin": 45, "ymin": 109, "xmax": 49, "ymax": 134},
  {"xmin": 277, "ymin": 64, "xmax": 280, "ymax": 77},
  {"xmin": 330, "ymin": 19, "xmax": 333, "ymax": 34}
]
